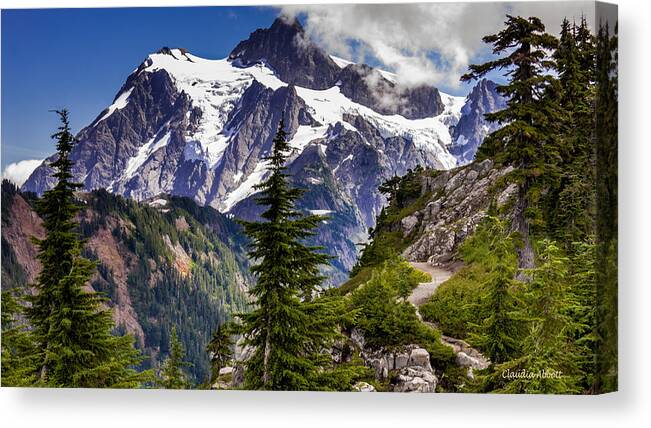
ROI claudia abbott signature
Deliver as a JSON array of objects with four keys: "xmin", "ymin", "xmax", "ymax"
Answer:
[{"xmin": 501, "ymin": 368, "xmax": 564, "ymax": 380}]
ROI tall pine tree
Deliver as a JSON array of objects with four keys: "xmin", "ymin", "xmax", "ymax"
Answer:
[
  {"xmin": 468, "ymin": 217, "xmax": 523, "ymax": 365},
  {"xmin": 27, "ymin": 110, "xmax": 149, "ymax": 388},
  {"xmin": 158, "ymin": 326, "xmax": 192, "ymax": 389},
  {"xmin": 238, "ymin": 118, "xmax": 333, "ymax": 390},
  {"xmin": 594, "ymin": 20, "xmax": 618, "ymax": 394},
  {"xmin": 206, "ymin": 321, "xmax": 234, "ymax": 386},
  {"xmin": 461, "ymin": 15, "xmax": 559, "ymax": 271}
]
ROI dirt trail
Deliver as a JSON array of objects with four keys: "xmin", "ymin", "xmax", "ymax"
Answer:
[
  {"xmin": 407, "ymin": 262, "xmax": 453, "ymax": 307},
  {"xmin": 408, "ymin": 262, "xmax": 491, "ymax": 370}
]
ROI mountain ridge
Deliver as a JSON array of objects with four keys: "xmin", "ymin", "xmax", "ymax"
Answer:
[{"xmin": 21, "ymin": 17, "xmax": 505, "ymax": 285}]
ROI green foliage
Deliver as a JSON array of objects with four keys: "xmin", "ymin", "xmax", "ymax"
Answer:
[
  {"xmin": 420, "ymin": 265, "xmax": 485, "ymax": 338},
  {"xmin": 351, "ymin": 169, "xmax": 427, "ymax": 277},
  {"xmin": 26, "ymin": 110, "xmax": 150, "ymax": 388},
  {"xmin": 349, "ymin": 258, "xmax": 436, "ymax": 350},
  {"xmin": 488, "ymin": 241, "xmax": 582, "ymax": 393},
  {"xmin": 594, "ymin": 21, "xmax": 618, "ymax": 394},
  {"xmin": 462, "ymin": 15, "xmax": 559, "ymax": 173},
  {"xmin": 239, "ymin": 119, "xmax": 337, "ymax": 390},
  {"xmin": 79, "ymin": 189, "xmax": 250, "ymax": 383},
  {"xmin": 206, "ymin": 321, "xmax": 235, "ymax": 385},
  {"xmin": 1, "ymin": 289, "xmax": 39, "ymax": 386},
  {"xmin": 158, "ymin": 327, "xmax": 193, "ymax": 389},
  {"xmin": 466, "ymin": 217, "xmax": 524, "ymax": 364}
]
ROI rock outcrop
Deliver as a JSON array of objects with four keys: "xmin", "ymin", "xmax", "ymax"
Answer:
[
  {"xmin": 229, "ymin": 16, "xmax": 341, "ymax": 90},
  {"xmin": 450, "ymin": 79, "xmax": 507, "ymax": 165},
  {"xmin": 337, "ymin": 63, "xmax": 444, "ymax": 119},
  {"xmin": 402, "ymin": 159, "xmax": 516, "ymax": 265}
]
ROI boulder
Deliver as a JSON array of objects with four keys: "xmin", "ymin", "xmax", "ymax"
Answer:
[
  {"xmin": 395, "ymin": 352, "xmax": 410, "ymax": 370},
  {"xmin": 408, "ymin": 348, "xmax": 432, "ymax": 371},
  {"xmin": 401, "ymin": 215, "xmax": 419, "ymax": 237},
  {"xmin": 352, "ymin": 381, "xmax": 376, "ymax": 392},
  {"xmin": 456, "ymin": 351, "xmax": 490, "ymax": 370},
  {"xmin": 367, "ymin": 356, "xmax": 388, "ymax": 380},
  {"xmin": 219, "ymin": 366, "xmax": 234, "ymax": 376},
  {"xmin": 392, "ymin": 366, "xmax": 438, "ymax": 393}
]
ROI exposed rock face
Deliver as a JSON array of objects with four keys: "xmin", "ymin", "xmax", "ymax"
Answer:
[
  {"xmin": 408, "ymin": 347, "xmax": 433, "ymax": 371},
  {"xmin": 450, "ymin": 79, "xmax": 507, "ymax": 165},
  {"xmin": 228, "ymin": 17, "xmax": 341, "ymax": 90},
  {"xmin": 20, "ymin": 17, "xmax": 504, "ymax": 287},
  {"xmin": 1, "ymin": 191, "xmax": 45, "ymax": 286},
  {"xmin": 402, "ymin": 159, "xmax": 516, "ymax": 265},
  {"xmin": 441, "ymin": 335, "xmax": 490, "ymax": 370},
  {"xmin": 392, "ymin": 366, "xmax": 438, "ymax": 392},
  {"xmin": 1, "ymin": 187, "xmax": 251, "ymax": 382},
  {"xmin": 337, "ymin": 64, "xmax": 445, "ymax": 119},
  {"xmin": 25, "ymin": 67, "xmax": 188, "ymax": 195}
]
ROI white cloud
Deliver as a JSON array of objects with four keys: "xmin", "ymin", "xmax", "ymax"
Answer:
[
  {"xmin": 2, "ymin": 159, "xmax": 43, "ymax": 187},
  {"xmin": 281, "ymin": 2, "xmax": 597, "ymax": 90}
]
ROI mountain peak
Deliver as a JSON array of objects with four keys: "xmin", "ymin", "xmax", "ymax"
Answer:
[
  {"xmin": 228, "ymin": 16, "xmax": 340, "ymax": 90},
  {"xmin": 269, "ymin": 15, "xmax": 304, "ymax": 33}
]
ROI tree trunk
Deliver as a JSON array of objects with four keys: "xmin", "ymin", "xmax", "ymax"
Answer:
[{"xmin": 513, "ymin": 181, "xmax": 535, "ymax": 281}]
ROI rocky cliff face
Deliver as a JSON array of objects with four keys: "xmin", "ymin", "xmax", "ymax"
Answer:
[
  {"xmin": 449, "ymin": 79, "xmax": 507, "ymax": 165},
  {"xmin": 337, "ymin": 63, "xmax": 445, "ymax": 120},
  {"xmin": 21, "ymin": 17, "xmax": 505, "ymax": 286},
  {"xmin": 400, "ymin": 159, "xmax": 517, "ymax": 265},
  {"xmin": 228, "ymin": 16, "xmax": 341, "ymax": 90}
]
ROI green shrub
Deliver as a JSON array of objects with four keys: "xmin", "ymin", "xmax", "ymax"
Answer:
[{"xmin": 420, "ymin": 265, "xmax": 487, "ymax": 338}]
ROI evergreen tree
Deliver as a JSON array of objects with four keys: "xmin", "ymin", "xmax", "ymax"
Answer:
[
  {"xmin": 461, "ymin": 15, "xmax": 559, "ymax": 270},
  {"xmin": 468, "ymin": 217, "xmax": 523, "ymax": 364},
  {"xmin": 494, "ymin": 241, "xmax": 582, "ymax": 394},
  {"xmin": 546, "ymin": 17, "xmax": 596, "ymax": 244},
  {"xmin": 594, "ymin": 21, "xmax": 618, "ymax": 394},
  {"xmin": 206, "ymin": 321, "xmax": 234, "ymax": 386},
  {"xmin": 1, "ymin": 289, "xmax": 39, "ymax": 386},
  {"xmin": 159, "ymin": 327, "xmax": 192, "ymax": 389},
  {"xmin": 26, "ymin": 110, "xmax": 149, "ymax": 387},
  {"xmin": 238, "ymin": 118, "xmax": 333, "ymax": 390}
]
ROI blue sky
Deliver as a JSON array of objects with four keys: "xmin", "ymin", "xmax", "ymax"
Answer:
[
  {"xmin": 1, "ymin": 3, "xmax": 596, "ymax": 172},
  {"xmin": 1, "ymin": 6, "xmax": 279, "ymax": 168}
]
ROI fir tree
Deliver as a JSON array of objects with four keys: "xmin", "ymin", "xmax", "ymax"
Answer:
[
  {"xmin": 159, "ymin": 326, "xmax": 193, "ymax": 389},
  {"xmin": 546, "ymin": 17, "xmax": 597, "ymax": 244},
  {"xmin": 1, "ymin": 289, "xmax": 39, "ymax": 386},
  {"xmin": 594, "ymin": 20, "xmax": 618, "ymax": 394},
  {"xmin": 461, "ymin": 15, "xmax": 559, "ymax": 270},
  {"xmin": 206, "ymin": 321, "xmax": 234, "ymax": 386},
  {"xmin": 27, "ymin": 110, "xmax": 149, "ymax": 387},
  {"xmin": 468, "ymin": 217, "xmax": 523, "ymax": 365},
  {"xmin": 238, "ymin": 118, "xmax": 333, "ymax": 390},
  {"xmin": 494, "ymin": 241, "xmax": 582, "ymax": 394}
]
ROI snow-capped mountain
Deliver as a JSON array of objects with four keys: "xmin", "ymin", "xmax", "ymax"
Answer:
[
  {"xmin": 22, "ymin": 17, "xmax": 504, "ymax": 285},
  {"xmin": 449, "ymin": 79, "xmax": 507, "ymax": 164}
]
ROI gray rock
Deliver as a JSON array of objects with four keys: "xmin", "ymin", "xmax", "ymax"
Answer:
[
  {"xmin": 392, "ymin": 366, "xmax": 438, "ymax": 393},
  {"xmin": 401, "ymin": 215, "xmax": 419, "ymax": 237},
  {"xmin": 337, "ymin": 63, "xmax": 444, "ymax": 119},
  {"xmin": 449, "ymin": 79, "xmax": 507, "ymax": 165},
  {"xmin": 352, "ymin": 381, "xmax": 376, "ymax": 392},
  {"xmin": 219, "ymin": 366, "xmax": 234, "ymax": 376},
  {"xmin": 408, "ymin": 348, "xmax": 432, "ymax": 371},
  {"xmin": 228, "ymin": 17, "xmax": 340, "ymax": 90},
  {"xmin": 394, "ymin": 352, "xmax": 410, "ymax": 370}
]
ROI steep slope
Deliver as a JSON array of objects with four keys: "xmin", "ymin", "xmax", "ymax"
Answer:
[
  {"xmin": 449, "ymin": 79, "xmax": 507, "ymax": 165},
  {"xmin": 21, "ymin": 17, "xmax": 505, "ymax": 285},
  {"xmin": 1, "ymin": 180, "xmax": 252, "ymax": 382}
]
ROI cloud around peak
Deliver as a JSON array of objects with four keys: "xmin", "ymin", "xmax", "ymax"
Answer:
[{"xmin": 280, "ymin": 2, "xmax": 596, "ymax": 90}]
